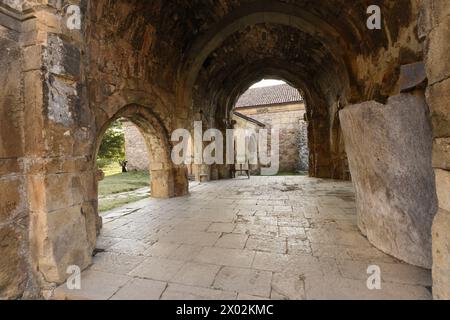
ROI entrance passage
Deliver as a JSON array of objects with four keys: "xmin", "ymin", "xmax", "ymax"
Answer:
[{"xmin": 55, "ymin": 177, "xmax": 431, "ymax": 300}]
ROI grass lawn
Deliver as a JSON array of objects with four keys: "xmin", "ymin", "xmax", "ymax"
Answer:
[
  {"xmin": 100, "ymin": 163, "xmax": 123, "ymax": 177},
  {"xmin": 99, "ymin": 170, "xmax": 150, "ymax": 196},
  {"xmin": 98, "ymin": 195, "xmax": 149, "ymax": 212},
  {"xmin": 98, "ymin": 164, "xmax": 150, "ymax": 212}
]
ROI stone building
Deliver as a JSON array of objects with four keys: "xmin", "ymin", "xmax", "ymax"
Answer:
[
  {"xmin": 234, "ymin": 83, "xmax": 309, "ymax": 172},
  {"xmin": 0, "ymin": 0, "xmax": 449, "ymax": 300},
  {"xmin": 123, "ymin": 121, "xmax": 150, "ymax": 171},
  {"xmin": 231, "ymin": 110, "xmax": 266, "ymax": 176}
]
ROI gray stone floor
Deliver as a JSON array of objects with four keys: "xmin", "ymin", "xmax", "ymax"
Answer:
[{"xmin": 55, "ymin": 176, "xmax": 432, "ymax": 300}]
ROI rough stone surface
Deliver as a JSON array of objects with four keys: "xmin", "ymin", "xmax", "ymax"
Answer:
[
  {"xmin": 123, "ymin": 121, "xmax": 150, "ymax": 171},
  {"xmin": 432, "ymin": 209, "xmax": 450, "ymax": 300},
  {"xmin": 340, "ymin": 93, "xmax": 438, "ymax": 268},
  {"xmin": 422, "ymin": 0, "xmax": 450, "ymax": 299},
  {"xmin": 435, "ymin": 169, "xmax": 450, "ymax": 212}
]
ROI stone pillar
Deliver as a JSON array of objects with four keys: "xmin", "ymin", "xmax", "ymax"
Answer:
[
  {"xmin": 0, "ymin": 1, "xmax": 97, "ymax": 298},
  {"xmin": 150, "ymin": 161, "xmax": 189, "ymax": 198},
  {"xmin": 308, "ymin": 116, "xmax": 333, "ymax": 178},
  {"xmin": 192, "ymin": 164, "xmax": 211, "ymax": 182},
  {"xmin": 172, "ymin": 165, "xmax": 189, "ymax": 197},
  {"xmin": 0, "ymin": 3, "xmax": 35, "ymax": 298},
  {"xmin": 340, "ymin": 93, "xmax": 438, "ymax": 268},
  {"xmin": 420, "ymin": 0, "xmax": 450, "ymax": 299}
]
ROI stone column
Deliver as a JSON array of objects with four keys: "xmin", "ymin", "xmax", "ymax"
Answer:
[
  {"xmin": 420, "ymin": 0, "xmax": 450, "ymax": 300},
  {"xmin": 0, "ymin": 3, "xmax": 35, "ymax": 299},
  {"xmin": 308, "ymin": 115, "xmax": 333, "ymax": 178},
  {"xmin": 150, "ymin": 164, "xmax": 189, "ymax": 198},
  {"xmin": 0, "ymin": 1, "xmax": 97, "ymax": 298}
]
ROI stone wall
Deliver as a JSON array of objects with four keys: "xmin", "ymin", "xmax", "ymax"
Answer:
[
  {"xmin": 0, "ymin": 9, "xmax": 33, "ymax": 299},
  {"xmin": 0, "ymin": 0, "xmax": 97, "ymax": 299},
  {"xmin": 231, "ymin": 112, "xmax": 264, "ymax": 175},
  {"xmin": 0, "ymin": 0, "xmax": 447, "ymax": 300},
  {"xmin": 420, "ymin": 0, "xmax": 450, "ymax": 300},
  {"xmin": 236, "ymin": 103, "xmax": 308, "ymax": 173},
  {"xmin": 123, "ymin": 121, "xmax": 150, "ymax": 171}
]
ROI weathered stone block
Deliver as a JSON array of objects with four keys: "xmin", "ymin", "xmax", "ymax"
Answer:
[
  {"xmin": 44, "ymin": 173, "xmax": 77, "ymax": 212},
  {"xmin": 43, "ymin": 34, "xmax": 81, "ymax": 128},
  {"xmin": 340, "ymin": 93, "xmax": 438, "ymax": 268},
  {"xmin": 0, "ymin": 223, "xmax": 28, "ymax": 299},
  {"xmin": 420, "ymin": 0, "xmax": 450, "ymax": 35},
  {"xmin": 399, "ymin": 62, "xmax": 426, "ymax": 92},
  {"xmin": 23, "ymin": 70, "xmax": 45, "ymax": 156},
  {"xmin": 151, "ymin": 169, "xmax": 172, "ymax": 198},
  {"xmin": 426, "ymin": 78, "xmax": 450, "ymax": 138},
  {"xmin": 0, "ymin": 177, "xmax": 25, "ymax": 222},
  {"xmin": 39, "ymin": 206, "xmax": 92, "ymax": 283},
  {"xmin": 435, "ymin": 169, "xmax": 450, "ymax": 212},
  {"xmin": 173, "ymin": 166, "xmax": 189, "ymax": 197},
  {"xmin": 425, "ymin": 16, "xmax": 450, "ymax": 85},
  {"xmin": 0, "ymin": 158, "xmax": 21, "ymax": 176},
  {"xmin": 0, "ymin": 37, "xmax": 24, "ymax": 158},
  {"xmin": 433, "ymin": 138, "xmax": 450, "ymax": 170},
  {"xmin": 432, "ymin": 209, "xmax": 450, "ymax": 300}
]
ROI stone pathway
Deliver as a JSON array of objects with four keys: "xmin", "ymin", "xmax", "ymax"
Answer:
[{"xmin": 55, "ymin": 176, "xmax": 432, "ymax": 300}]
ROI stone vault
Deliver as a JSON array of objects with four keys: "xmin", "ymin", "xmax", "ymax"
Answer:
[{"xmin": 0, "ymin": 0, "xmax": 448, "ymax": 299}]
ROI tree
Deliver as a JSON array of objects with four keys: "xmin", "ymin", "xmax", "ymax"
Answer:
[{"xmin": 97, "ymin": 120, "xmax": 125, "ymax": 166}]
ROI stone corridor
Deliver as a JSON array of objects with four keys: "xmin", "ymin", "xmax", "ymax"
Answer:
[{"xmin": 55, "ymin": 177, "xmax": 431, "ymax": 300}]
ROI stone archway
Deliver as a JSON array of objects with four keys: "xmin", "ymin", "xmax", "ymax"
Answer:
[
  {"xmin": 218, "ymin": 63, "xmax": 337, "ymax": 179},
  {"xmin": 95, "ymin": 104, "xmax": 189, "ymax": 200},
  {"xmin": 0, "ymin": 0, "xmax": 448, "ymax": 300},
  {"xmin": 175, "ymin": 0, "xmax": 437, "ymax": 280}
]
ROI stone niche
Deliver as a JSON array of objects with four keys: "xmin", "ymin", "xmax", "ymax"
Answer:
[{"xmin": 340, "ymin": 93, "xmax": 438, "ymax": 268}]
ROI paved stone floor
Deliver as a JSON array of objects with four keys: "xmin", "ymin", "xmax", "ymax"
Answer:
[{"xmin": 55, "ymin": 176, "xmax": 432, "ymax": 300}]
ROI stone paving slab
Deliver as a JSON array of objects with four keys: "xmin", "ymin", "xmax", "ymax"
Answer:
[
  {"xmin": 110, "ymin": 278, "xmax": 167, "ymax": 300},
  {"xmin": 54, "ymin": 176, "xmax": 432, "ymax": 300}
]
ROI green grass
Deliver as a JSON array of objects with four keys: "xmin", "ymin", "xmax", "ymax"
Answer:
[
  {"xmin": 98, "ymin": 195, "xmax": 148, "ymax": 212},
  {"xmin": 100, "ymin": 163, "xmax": 123, "ymax": 177},
  {"xmin": 98, "ymin": 170, "xmax": 150, "ymax": 196}
]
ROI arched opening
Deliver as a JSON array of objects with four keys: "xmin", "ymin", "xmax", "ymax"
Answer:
[
  {"xmin": 95, "ymin": 119, "xmax": 151, "ymax": 213},
  {"xmin": 182, "ymin": 6, "xmax": 434, "ymax": 277},
  {"xmin": 2, "ymin": 0, "xmax": 446, "ymax": 300},
  {"xmin": 95, "ymin": 104, "xmax": 189, "ymax": 201},
  {"xmin": 231, "ymin": 79, "xmax": 309, "ymax": 176}
]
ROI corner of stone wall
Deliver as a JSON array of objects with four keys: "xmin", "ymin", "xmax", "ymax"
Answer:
[{"xmin": 420, "ymin": 0, "xmax": 450, "ymax": 300}]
